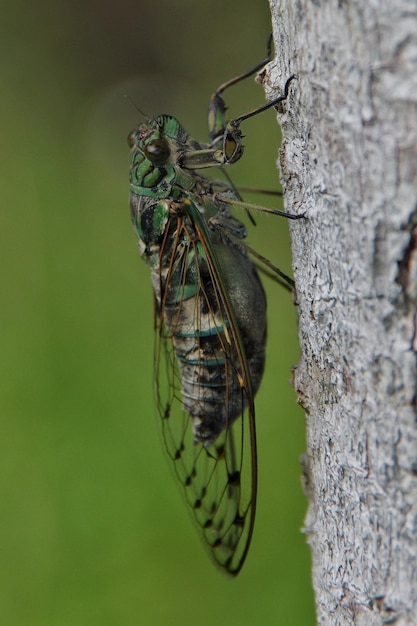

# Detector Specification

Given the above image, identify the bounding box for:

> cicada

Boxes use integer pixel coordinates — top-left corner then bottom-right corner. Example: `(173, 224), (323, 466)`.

(128, 45), (299, 575)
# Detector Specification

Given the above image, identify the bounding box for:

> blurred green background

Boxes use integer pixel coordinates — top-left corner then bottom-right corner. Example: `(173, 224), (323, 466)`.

(1, 1), (315, 624)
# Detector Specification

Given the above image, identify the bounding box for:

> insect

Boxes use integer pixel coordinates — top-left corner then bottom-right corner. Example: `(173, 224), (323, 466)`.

(128, 44), (300, 575)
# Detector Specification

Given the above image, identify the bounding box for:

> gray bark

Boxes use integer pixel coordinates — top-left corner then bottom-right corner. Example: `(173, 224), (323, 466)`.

(264, 1), (417, 624)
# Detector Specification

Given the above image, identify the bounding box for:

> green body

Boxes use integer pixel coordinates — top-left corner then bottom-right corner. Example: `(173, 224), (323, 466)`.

(128, 65), (294, 575)
(129, 115), (266, 444)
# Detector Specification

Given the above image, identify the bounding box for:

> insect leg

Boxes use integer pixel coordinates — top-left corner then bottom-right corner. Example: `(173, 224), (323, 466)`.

(208, 34), (273, 143)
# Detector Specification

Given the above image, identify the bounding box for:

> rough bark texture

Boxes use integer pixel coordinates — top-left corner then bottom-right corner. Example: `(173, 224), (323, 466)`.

(263, 1), (417, 624)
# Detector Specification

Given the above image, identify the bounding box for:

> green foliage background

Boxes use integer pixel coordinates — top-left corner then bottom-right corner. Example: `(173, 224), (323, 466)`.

(1, 1), (315, 624)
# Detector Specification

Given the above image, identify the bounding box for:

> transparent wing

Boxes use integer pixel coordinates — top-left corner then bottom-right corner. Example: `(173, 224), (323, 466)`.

(153, 211), (257, 576)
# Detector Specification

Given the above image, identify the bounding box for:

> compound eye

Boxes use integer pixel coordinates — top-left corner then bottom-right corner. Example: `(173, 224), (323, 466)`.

(127, 130), (136, 148)
(145, 137), (170, 164)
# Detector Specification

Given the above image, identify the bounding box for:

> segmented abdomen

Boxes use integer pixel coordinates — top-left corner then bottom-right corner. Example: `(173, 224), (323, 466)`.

(157, 242), (266, 446)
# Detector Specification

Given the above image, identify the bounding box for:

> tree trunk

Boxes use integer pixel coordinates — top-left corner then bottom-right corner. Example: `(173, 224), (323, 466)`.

(264, 1), (417, 624)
